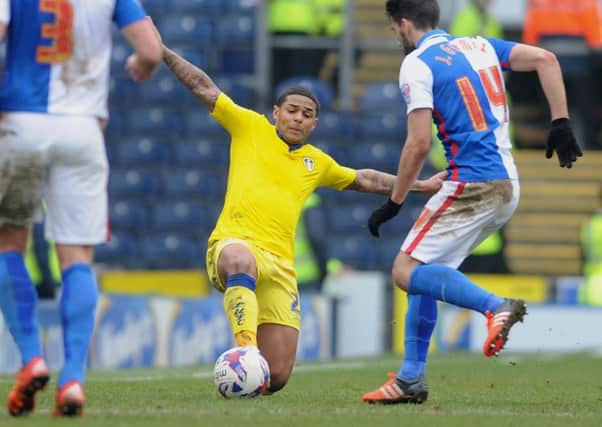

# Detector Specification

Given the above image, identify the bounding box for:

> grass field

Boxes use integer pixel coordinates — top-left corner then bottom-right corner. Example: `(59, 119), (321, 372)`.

(1, 352), (601, 426)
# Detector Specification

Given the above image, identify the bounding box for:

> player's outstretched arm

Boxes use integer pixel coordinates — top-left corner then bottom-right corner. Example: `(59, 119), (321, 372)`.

(509, 43), (582, 168)
(509, 44), (568, 121)
(145, 17), (220, 111)
(162, 47), (221, 111)
(346, 169), (446, 195)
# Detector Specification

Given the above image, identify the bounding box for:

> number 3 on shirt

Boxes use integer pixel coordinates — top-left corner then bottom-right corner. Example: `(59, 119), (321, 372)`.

(36, 0), (74, 64)
(456, 66), (508, 131)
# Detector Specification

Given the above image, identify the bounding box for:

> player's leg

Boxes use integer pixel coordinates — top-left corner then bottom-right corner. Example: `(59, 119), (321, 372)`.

(257, 323), (298, 393)
(362, 253), (434, 404)
(44, 115), (107, 416)
(364, 181), (525, 403)
(0, 226), (44, 366)
(253, 249), (300, 393)
(53, 244), (97, 416)
(397, 181), (526, 355)
(0, 115), (51, 415)
(1, 226), (50, 416)
(214, 241), (260, 347)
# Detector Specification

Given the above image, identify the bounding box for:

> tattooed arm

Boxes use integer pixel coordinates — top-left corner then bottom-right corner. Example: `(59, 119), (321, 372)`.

(345, 169), (446, 195)
(162, 47), (221, 111)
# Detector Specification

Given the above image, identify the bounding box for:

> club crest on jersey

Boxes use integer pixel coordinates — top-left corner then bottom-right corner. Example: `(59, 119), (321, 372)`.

(303, 157), (315, 172)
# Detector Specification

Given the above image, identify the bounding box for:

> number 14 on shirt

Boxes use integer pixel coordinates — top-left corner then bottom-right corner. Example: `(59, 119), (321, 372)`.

(456, 65), (508, 132)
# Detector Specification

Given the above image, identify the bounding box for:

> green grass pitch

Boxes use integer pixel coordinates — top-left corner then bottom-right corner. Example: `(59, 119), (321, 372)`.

(1, 352), (601, 426)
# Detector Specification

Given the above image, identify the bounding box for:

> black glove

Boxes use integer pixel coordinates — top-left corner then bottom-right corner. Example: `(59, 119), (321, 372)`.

(368, 198), (403, 238)
(545, 118), (582, 168)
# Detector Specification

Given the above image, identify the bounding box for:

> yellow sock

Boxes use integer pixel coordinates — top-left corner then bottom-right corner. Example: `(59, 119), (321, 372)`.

(224, 286), (258, 347)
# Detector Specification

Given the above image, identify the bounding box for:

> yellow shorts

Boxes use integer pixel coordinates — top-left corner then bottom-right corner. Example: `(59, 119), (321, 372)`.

(206, 238), (301, 330)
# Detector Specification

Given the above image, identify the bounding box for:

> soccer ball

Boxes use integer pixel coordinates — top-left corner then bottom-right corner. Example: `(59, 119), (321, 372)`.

(213, 346), (270, 398)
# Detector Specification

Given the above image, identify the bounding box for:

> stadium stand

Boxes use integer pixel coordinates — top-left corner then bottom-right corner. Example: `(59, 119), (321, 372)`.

(360, 82), (405, 112)
(108, 170), (162, 199)
(505, 151), (602, 275)
(350, 142), (402, 173)
(159, 16), (213, 45)
(101, 1), (602, 278)
(95, 231), (139, 268)
(327, 235), (378, 270)
(115, 138), (172, 168)
(109, 199), (150, 231)
(356, 112), (407, 140)
(173, 140), (229, 169)
(128, 107), (184, 135)
(170, 0), (223, 15)
(141, 233), (204, 269)
(151, 201), (211, 231)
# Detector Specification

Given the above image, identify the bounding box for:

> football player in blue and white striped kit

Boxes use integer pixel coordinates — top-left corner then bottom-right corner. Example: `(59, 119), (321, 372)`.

(0, 0), (161, 416)
(363, 0), (581, 404)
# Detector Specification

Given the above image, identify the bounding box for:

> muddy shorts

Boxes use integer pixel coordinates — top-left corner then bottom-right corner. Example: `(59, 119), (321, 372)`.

(0, 112), (108, 244)
(401, 179), (520, 268)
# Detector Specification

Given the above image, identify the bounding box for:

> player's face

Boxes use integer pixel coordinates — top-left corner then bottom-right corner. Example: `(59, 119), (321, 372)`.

(273, 95), (318, 145)
(391, 19), (415, 55)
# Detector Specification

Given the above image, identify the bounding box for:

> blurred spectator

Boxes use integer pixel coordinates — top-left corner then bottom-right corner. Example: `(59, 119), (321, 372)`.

(316, 0), (346, 91)
(449, 0), (502, 39)
(268, 0), (346, 93)
(294, 193), (345, 293)
(523, 0), (602, 150)
(268, 0), (321, 89)
(579, 209), (602, 305)
(25, 223), (60, 299)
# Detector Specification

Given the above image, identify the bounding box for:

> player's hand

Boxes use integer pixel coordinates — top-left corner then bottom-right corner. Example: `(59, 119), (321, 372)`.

(125, 53), (157, 82)
(418, 170), (448, 195)
(545, 118), (582, 168)
(368, 198), (403, 238)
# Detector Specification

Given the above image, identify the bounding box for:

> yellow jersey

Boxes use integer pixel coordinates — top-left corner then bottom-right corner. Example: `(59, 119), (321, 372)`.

(209, 93), (356, 262)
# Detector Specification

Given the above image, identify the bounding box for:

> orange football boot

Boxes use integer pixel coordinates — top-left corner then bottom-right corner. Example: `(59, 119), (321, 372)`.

(483, 298), (527, 357)
(7, 356), (50, 416)
(362, 372), (428, 404)
(53, 380), (85, 417)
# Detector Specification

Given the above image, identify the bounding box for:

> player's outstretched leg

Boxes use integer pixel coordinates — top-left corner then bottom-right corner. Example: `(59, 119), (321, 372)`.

(483, 298), (527, 357)
(362, 372), (428, 404)
(7, 357), (50, 416)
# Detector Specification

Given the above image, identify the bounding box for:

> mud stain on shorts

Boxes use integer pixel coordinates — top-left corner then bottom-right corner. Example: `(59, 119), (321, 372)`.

(0, 154), (48, 225)
(443, 180), (514, 223)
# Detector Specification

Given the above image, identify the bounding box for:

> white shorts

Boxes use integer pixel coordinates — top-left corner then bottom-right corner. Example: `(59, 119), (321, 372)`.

(402, 179), (520, 268)
(0, 112), (109, 245)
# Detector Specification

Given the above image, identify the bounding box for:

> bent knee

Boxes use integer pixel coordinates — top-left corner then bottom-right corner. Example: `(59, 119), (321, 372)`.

(392, 252), (421, 291)
(218, 245), (257, 277)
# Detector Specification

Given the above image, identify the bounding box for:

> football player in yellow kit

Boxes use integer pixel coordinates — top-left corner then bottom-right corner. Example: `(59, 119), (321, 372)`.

(151, 23), (446, 394)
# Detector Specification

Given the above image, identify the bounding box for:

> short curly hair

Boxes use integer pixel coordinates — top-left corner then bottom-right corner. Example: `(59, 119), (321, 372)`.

(276, 86), (320, 116)
(385, 0), (440, 30)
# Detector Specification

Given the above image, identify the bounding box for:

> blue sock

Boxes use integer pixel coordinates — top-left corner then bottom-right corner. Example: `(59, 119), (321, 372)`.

(398, 294), (437, 381)
(0, 251), (43, 365)
(409, 264), (504, 314)
(58, 263), (98, 388)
